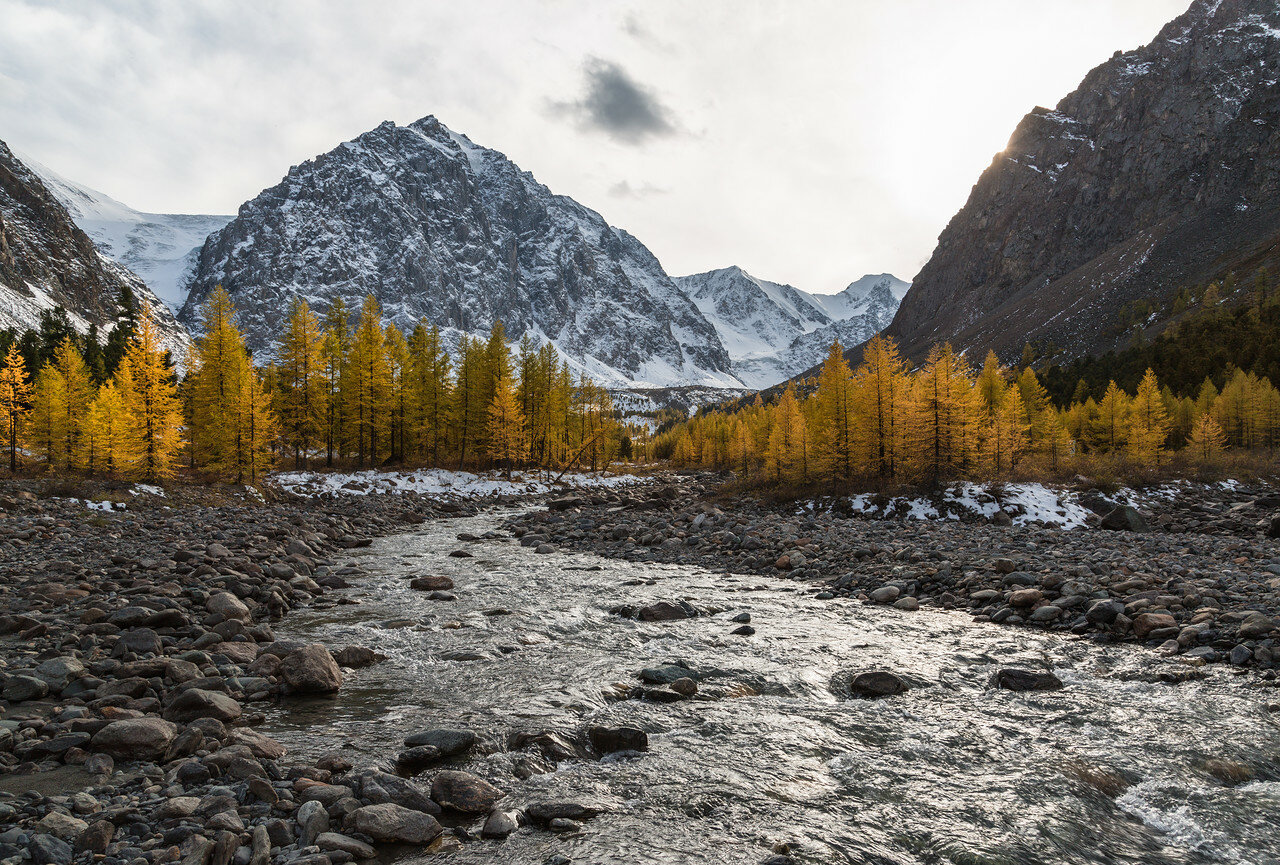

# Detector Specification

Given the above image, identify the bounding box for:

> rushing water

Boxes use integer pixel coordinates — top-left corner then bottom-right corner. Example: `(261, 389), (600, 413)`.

(266, 510), (1280, 865)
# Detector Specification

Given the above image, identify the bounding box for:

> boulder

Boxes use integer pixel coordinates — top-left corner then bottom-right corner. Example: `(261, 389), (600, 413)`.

(90, 718), (178, 760)
(333, 645), (384, 668)
(636, 601), (696, 622)
(403, 728), (476, 756)
(588, 725), (648, 754)
(1133, 612), (1178, 639)
(409, 575), (454, 591)
(279, 644), (343, 694)
(993, 668), (1063, 692)
(206, 592), (252, 622)
(346, 804), (442, 844)
(1100, 506), (1148, 532)
(849, 671), (910, 698)
(429, 770), (504, 815)
(163, 689), (242, 724)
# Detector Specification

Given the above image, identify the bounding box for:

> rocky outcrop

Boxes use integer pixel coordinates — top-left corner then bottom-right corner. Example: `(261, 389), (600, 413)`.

(886, 0), (1280, 362)
(181, 116), (736, 388)
(0, 140), (189, 355)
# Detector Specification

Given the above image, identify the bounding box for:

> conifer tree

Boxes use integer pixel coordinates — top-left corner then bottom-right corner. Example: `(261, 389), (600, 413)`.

(1187, 413), (1226, 463)
(119, 314), (183, 481)
(814, 341), (856, 482)
(190, 286), (244, 471)
(347, 295), (390, 466)
(0, 345), (32, 473)
(1092, 381), (1129, 454)
(85, 381), (127, 476)
(407, 322), (451, 464)
(487, 373), (528, 477)
(276, 299), (326, 468)
(1016, 366), (1051, 449)
(767, 385), (808, 483)
(908, 343), (976, 482)
(453, 336), (487, 467)
(1041, 409), (1076, 472)
(1127, 368), (1171, 466)
(28, 367), (66, 468)
(853, 334), (909, 478)
(384, 324), (409, 463)
(322, 298), (351, 466)
(53, 337), (93, 468)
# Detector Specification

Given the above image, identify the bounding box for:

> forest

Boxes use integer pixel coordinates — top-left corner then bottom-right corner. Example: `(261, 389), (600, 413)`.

(655, 333), (1272, 488)
(0, 287), (624, 483)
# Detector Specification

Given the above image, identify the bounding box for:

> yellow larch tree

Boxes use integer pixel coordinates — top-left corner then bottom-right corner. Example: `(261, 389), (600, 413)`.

(85, 380), (128, 477)
(487, 373), (528, 477)
(407, 321), (451, 465)
(347, 295), (390, 466)
(276, 298), (326, 468)
(190, 286), (245, 472)
(853, 334), (910, 479)
(53, 337), (93, 468)
(1127, 368), (1171, 467)
(0, 345), (32, 473)
(1187, 413), (1226, 464)
(28, 366), (66, 468)
(384, 323), (409, 463)
(1091, 381), (1129, 454)
(814, 341), (857, 483)
(767, 384), (808, 483)
(908, 343), (977, 482)
(119, 313), (183, 481)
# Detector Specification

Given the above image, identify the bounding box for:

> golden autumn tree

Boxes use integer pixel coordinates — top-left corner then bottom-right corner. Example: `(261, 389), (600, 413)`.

(908, 343), (977, 482)
(814, 341), (856, 482)
(347, 295), (390, 466)
(1091, 381), (1129, 454)
(487, 373), (528, 477)
(407, 321), (451, 465)
(28, 366), (66, 468)
(276, 298), (326, 468)
(119, 313), (183, 481)
(190, 286), (244, 471)
(232, 361), (279, 484)
(980, 382), (1029, 475)
(0, 345), (32, 473)
(1041, 408), (1076, 472)
(1127, 368), (1171, 467)
(384, 323), (409, 463)
(321, 297), (351, 466)
(1187, 412), (1226, 464)
(853, 334), (910, 479)
(767, 384), (808, 483)
(53, 337), (94, 468)
(85, 380), (128, 476)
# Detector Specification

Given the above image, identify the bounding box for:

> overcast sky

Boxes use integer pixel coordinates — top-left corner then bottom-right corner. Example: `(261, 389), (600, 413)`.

(1, 0), (1190, 294)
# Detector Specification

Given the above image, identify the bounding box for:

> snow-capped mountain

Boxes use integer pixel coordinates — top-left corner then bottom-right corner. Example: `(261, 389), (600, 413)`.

(0, 140), (190, 358)
(182, 116), (738, 388)
(23, 155), (231, 313)
(675, 267), (908, 388)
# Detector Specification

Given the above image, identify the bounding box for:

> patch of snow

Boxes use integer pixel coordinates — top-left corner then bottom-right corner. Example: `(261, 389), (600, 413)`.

(272, 468), (646, 499)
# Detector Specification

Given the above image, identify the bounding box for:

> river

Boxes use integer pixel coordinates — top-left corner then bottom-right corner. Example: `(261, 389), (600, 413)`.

(264, 508), (1280, 865)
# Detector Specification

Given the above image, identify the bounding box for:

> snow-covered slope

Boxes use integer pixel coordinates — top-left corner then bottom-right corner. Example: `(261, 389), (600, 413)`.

(22, 156), (231, 312)
(674, 268), (908, 388)
(182, 116), (738, 388)
(0, 140), (190, 359)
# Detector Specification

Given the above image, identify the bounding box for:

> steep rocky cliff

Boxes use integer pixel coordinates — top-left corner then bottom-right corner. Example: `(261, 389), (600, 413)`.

(886, 0), (1280, 362)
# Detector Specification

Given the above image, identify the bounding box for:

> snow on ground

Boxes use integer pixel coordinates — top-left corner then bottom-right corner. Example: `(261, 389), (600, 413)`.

(272, 468), (646, 499)
(833, 482), (1092, 529)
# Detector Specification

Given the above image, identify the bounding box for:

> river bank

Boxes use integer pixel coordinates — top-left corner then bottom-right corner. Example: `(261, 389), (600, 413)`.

(2, 470), (1278, 865)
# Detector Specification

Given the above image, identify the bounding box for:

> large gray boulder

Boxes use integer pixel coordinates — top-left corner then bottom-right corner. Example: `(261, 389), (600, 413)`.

(345, 804), (442, 844)
(90, 718), (178, 760)
(279, 644), (343, 694)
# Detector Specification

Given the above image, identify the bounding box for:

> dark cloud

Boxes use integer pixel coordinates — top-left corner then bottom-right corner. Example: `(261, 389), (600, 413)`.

(553, 58), (677, 145)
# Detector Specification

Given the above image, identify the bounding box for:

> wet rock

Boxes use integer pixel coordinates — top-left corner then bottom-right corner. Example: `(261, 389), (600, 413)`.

(481, 809), (520, 838)
(297, 800), (330, 846)
(588, 725), (648, 754)
(163, 688), (243, 723)
(346, 804), (442, 844)
(396, 745), (443, 775)
(357, 769), (441, 815)
(404, 728), (476, 756)
(1133, 612), (1177, 639)
(870, 586), (900, 604)
(280, 643), (343, 694)
(670, 677), (698, 696)
(731, 624), (756, 635)
(524, 802), (599, 825)
(410, 575), (455, 591)
(993, 668), (1063, 692)
(893, 596), (920, 611)
(90, 717), (178, 760)
(548, 817), (581, 833)
(849, 671), (910, 698)
(315, 833), (375, 859)
(430, 770), (504, 815)
(332, 645), (385, 668)
(637, 601), (696, 621)
(1, 673), (48, 702)
(1086, 599), (1124, 625)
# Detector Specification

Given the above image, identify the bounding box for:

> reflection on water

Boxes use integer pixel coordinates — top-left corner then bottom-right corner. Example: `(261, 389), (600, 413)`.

(266, 510), (1280, 865)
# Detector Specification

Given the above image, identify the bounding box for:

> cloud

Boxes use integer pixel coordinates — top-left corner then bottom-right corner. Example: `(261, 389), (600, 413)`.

(552, 58), (677, 145)
(608, 179), (669, 199)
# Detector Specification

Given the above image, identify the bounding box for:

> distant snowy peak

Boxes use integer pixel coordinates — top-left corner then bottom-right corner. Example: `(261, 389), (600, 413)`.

(812, 273), (911, 320)
(0, 140), (190, 358)
(182, 115), (736, 389)
(22, 155), (231, 312)
(675, 266), (908, 389)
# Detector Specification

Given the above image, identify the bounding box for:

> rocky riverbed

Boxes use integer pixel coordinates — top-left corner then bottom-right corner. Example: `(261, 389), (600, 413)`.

(505, 475), (1280, 674)
(3, 471), (1279, 865)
